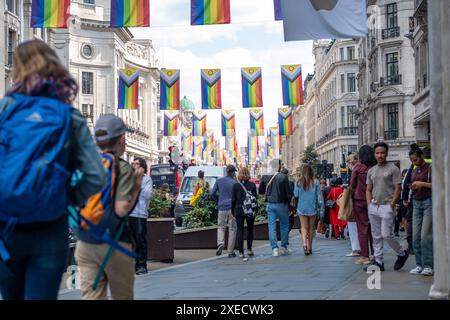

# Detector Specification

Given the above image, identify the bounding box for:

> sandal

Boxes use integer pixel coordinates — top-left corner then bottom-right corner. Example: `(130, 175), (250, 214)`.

(304, 245), (310, 256)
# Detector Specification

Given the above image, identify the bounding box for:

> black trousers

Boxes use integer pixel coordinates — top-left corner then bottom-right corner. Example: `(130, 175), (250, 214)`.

(235, 208), (255, 254)
(405, 203), (414, 248)
(129, 216), (148, 269)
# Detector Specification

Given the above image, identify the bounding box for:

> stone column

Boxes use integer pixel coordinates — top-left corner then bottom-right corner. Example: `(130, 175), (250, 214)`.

(428, 0), (450, 300)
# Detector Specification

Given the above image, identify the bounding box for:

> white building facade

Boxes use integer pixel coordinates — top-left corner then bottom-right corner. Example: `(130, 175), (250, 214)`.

(313, 39), (360, 171)
(1, 0), (162, 164)
(358, 0), (416, 170)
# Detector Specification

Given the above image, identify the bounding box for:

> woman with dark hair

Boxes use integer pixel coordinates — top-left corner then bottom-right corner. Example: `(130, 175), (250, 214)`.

(408, 144), (433, 276)
(350, 145), (376, 265)
(0, 40), (105, 299)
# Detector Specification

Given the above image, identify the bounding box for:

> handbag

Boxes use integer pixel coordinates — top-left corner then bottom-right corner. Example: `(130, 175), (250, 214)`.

(325, 188), (337, 209)
(337, 187), (353, 221)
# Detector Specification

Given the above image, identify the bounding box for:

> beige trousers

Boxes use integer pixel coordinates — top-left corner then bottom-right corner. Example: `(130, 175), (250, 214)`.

(75, 241), (135, 300)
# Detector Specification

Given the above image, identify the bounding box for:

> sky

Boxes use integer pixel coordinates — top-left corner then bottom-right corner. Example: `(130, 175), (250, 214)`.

(132, 0), (315, 151)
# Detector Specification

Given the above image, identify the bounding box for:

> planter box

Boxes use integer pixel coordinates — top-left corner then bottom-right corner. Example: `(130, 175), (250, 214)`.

(174, 221), (279, 249)
(147, 218), (174, 262)
(174, 225), (218, 249)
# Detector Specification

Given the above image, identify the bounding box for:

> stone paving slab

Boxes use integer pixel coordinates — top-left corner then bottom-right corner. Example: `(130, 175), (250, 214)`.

(59, 233), (433, 300)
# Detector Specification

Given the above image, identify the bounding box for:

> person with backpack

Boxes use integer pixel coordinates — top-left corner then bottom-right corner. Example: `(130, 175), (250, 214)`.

(212, 165), (238, 258)
(232, 167), (258, 259)
(74, 114), (145, 300)
(265, 165), (293, 257)
(408, 144), (433, 276)
(291, 164), (324, 255)
(129, 157), (153, 276)
(0, 40), (106, 300)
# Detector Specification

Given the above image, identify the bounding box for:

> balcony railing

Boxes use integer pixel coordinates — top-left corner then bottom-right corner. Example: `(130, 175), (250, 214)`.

(384, 129), (399, 141)
(339, 127), (358, 136)
(382, 26), (400, 39)
(381, 74), (402, 86)
(316, 129), (336, 147)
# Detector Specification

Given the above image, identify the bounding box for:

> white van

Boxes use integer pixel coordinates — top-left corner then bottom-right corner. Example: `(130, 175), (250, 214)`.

(174, 166), (225, 226)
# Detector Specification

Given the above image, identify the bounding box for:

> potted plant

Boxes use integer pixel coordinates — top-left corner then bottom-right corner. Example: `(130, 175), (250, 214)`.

(147, 188), (175, 262)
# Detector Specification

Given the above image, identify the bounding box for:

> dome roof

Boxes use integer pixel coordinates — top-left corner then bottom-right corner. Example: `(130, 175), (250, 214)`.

(180, 96), (195, 110)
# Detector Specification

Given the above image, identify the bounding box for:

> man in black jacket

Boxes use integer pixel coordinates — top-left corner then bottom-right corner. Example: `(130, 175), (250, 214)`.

(265, 167), (293, 256)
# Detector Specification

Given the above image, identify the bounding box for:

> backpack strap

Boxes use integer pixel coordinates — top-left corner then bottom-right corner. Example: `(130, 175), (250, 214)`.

(239, 182), (249, 194)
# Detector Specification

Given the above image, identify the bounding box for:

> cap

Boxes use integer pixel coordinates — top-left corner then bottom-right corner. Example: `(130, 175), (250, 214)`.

(226, 165), (237, 174)
(94, 114), (126, 142)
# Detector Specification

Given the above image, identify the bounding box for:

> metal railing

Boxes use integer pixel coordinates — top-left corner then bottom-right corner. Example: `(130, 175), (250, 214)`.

(381, 74), (402, 86)
(339, 127), (358, 136)
(382, 26), (400, 39)
(384, 129), (399, 141)
(316, 129), (336, 147)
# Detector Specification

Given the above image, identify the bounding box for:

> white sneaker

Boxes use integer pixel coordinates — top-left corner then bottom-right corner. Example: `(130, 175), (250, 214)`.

(422, 267), (434, 276)
(272, 248), (280, 257)
(281, 247), (291, 255)
(410, 266), (423, 275)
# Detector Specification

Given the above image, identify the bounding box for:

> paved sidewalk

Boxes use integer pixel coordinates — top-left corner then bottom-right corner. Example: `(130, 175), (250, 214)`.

(59, 232), (433, 300)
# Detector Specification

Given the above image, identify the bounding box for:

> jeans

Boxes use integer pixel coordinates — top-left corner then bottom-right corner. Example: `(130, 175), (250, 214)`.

(0, 216), (68, 300)
(129, 217), (148, 270)
(368, 203), (404, 263)
(235, 208), (255, 254)
(412, 198), (433, 269)
(267, 203), (289, 249)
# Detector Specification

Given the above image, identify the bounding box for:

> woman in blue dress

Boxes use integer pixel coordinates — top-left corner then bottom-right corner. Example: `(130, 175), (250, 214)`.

(291, 164), (325, 255)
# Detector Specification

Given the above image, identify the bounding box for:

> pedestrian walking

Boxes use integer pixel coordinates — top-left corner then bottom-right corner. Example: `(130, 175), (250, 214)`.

(365, 142), (409, 272)
(0, 40), (106, 300)
(350, 145), (376, 265)
(265, 166), (293, 256)
(327, 178), (347, 240)
(75, 114), (144, 300)
(345, 154), (361, 257)
(320, 179), (332, 237)
(129, 157), (153, 275)
(402, 165), (415, 255)
(408, 144), (433, 276)
(212, 165), (238, 257)
(291, 164), (324, 255)
(190, 170), (206, 206)
(232, 168), (257, 259)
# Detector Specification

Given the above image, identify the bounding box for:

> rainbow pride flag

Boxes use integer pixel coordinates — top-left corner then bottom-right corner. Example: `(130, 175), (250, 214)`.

(181, 128), (193, 155)
(193, 136), (205, 159)
(191, 0), (230, 25)
(205, 130), (215, 152)
(192, 111), (207, 136)
(249, 109), (264, 136)
(160, 69), (180, 110)
(281, 64), (304, 106)
(111, 0), (150, 27)
(31, 0), (70, 28)
(163, 111), (179, 137)
(118, 68), (139, 110)
(278, 107), (293, 136)
(242, 67), (263, 108)
(248, 132), (259, 163)
(270, 127), (280, 152)
(225, 136), (237, 159)
(221, 110), (235, 136)
(201, 69), (222, 109)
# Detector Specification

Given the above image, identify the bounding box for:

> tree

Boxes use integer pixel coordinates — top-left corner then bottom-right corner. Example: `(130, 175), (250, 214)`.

(301, 145), (320, 175)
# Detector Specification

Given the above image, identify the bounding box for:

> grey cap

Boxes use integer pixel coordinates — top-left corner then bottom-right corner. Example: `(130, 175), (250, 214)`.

(94, 114), (126, 142)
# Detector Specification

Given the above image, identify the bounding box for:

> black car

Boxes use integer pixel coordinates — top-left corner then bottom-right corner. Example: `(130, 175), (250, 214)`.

(150, 164), (178, 195)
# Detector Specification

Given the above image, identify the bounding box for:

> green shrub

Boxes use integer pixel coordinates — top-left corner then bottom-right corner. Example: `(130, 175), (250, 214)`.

(255, 196), (268, 222)
(148, 188), (172, 218)
(182, 189), (217, 229)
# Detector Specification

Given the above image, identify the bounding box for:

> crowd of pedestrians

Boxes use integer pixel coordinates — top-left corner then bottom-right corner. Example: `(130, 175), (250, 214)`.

(0, 40), (435, 301)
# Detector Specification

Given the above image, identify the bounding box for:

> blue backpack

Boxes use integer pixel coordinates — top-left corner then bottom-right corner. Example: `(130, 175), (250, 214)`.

(0, 93), (72, 261)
